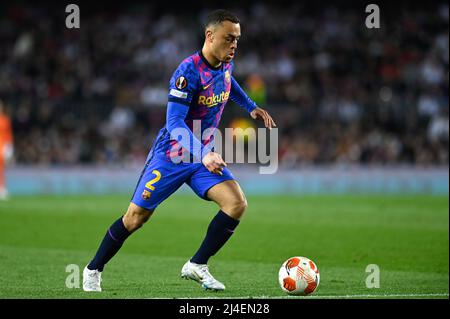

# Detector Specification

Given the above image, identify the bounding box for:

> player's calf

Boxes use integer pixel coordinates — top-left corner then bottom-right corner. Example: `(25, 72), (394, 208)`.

(84, 203), (154, 287)
(188, 180), (245, 267)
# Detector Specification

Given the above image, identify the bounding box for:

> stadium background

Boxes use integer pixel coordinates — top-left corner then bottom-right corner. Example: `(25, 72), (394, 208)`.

(1, 0), (448, 195)
(0, 0), (448, 299)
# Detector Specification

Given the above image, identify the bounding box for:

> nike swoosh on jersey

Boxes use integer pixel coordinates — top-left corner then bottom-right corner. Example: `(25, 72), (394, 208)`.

(202, 83), (213, 90)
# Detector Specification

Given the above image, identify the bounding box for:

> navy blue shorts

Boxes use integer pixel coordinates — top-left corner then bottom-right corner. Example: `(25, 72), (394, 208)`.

(131, 154), (234, 210)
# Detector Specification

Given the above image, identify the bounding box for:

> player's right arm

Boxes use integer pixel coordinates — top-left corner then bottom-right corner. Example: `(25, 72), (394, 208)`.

(166, 61), (226, 175)
(166, 102), (226, 174)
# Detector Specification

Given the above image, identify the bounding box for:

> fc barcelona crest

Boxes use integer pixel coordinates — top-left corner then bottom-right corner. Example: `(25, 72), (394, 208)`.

(224, 70), (230, 83)
(142, 189), (151, 200)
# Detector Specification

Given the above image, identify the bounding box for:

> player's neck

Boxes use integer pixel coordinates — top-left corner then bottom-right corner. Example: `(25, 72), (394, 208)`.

(201, 47), (222, 69)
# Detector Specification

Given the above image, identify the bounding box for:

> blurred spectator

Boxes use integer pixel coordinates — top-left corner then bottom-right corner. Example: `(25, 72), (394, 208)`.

(245, 74), (267, 106)
(0, 100), (14, 199)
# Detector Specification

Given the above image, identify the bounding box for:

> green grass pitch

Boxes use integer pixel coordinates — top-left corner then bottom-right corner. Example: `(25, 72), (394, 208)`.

(0, 194), (448, 299)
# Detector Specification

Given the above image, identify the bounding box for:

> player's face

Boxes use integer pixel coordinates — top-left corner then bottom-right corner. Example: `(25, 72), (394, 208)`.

(211, 21), (241, 63)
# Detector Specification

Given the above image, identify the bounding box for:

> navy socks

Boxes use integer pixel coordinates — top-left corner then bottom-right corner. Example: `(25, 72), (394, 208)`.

(191, 210), (240, 264)
(88, 210), (239, 271)
(87, 216), (131, 272)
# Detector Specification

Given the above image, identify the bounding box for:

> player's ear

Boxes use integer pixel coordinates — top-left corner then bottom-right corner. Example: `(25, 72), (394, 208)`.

(205, 28), (214, 43)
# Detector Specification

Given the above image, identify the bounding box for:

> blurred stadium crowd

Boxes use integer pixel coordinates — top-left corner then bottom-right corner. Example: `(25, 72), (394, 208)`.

(0, 1), (448, 167)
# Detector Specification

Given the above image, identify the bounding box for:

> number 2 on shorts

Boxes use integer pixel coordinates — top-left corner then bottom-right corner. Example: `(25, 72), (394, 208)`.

(145, 170), (161, 191)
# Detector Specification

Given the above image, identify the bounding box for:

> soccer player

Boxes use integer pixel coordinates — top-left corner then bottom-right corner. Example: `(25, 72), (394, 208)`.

(83, 9), (276, 292)
(0, 100), (13, 201)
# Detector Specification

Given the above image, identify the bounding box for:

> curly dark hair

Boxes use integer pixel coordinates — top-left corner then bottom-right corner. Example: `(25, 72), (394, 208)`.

(204, 9), (240, 30)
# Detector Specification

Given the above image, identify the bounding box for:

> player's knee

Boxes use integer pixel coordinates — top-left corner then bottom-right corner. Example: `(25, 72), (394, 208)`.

(238, 198), (248, 216)
(223, 197), (247, 220)
(124, 204), (154, 232)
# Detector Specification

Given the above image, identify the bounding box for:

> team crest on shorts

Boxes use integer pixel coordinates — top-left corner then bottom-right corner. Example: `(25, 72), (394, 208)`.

(142, 189), (151, 200)
(175, 76), (187, 90)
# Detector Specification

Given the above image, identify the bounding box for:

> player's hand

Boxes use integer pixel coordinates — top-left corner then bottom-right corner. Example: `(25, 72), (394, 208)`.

(250, 107), (277, 130)
(202, 152), (227, 175)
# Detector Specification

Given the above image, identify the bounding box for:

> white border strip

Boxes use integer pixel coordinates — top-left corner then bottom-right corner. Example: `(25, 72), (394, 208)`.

(156, 293), (449, 299)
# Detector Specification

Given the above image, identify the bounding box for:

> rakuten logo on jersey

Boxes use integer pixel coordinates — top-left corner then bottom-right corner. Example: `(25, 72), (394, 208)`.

(198, 91), (230, 108)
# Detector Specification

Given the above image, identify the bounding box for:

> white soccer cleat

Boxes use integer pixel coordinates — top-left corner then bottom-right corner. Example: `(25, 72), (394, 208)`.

(181, 260), (225, 291)
(83, 266), (102, 292)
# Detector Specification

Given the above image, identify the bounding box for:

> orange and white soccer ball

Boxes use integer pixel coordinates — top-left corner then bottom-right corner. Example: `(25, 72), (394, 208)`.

(278, 256), (320, 296)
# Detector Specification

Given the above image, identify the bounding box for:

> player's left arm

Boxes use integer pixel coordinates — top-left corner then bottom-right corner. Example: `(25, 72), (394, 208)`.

(230, 76), (276, 129)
